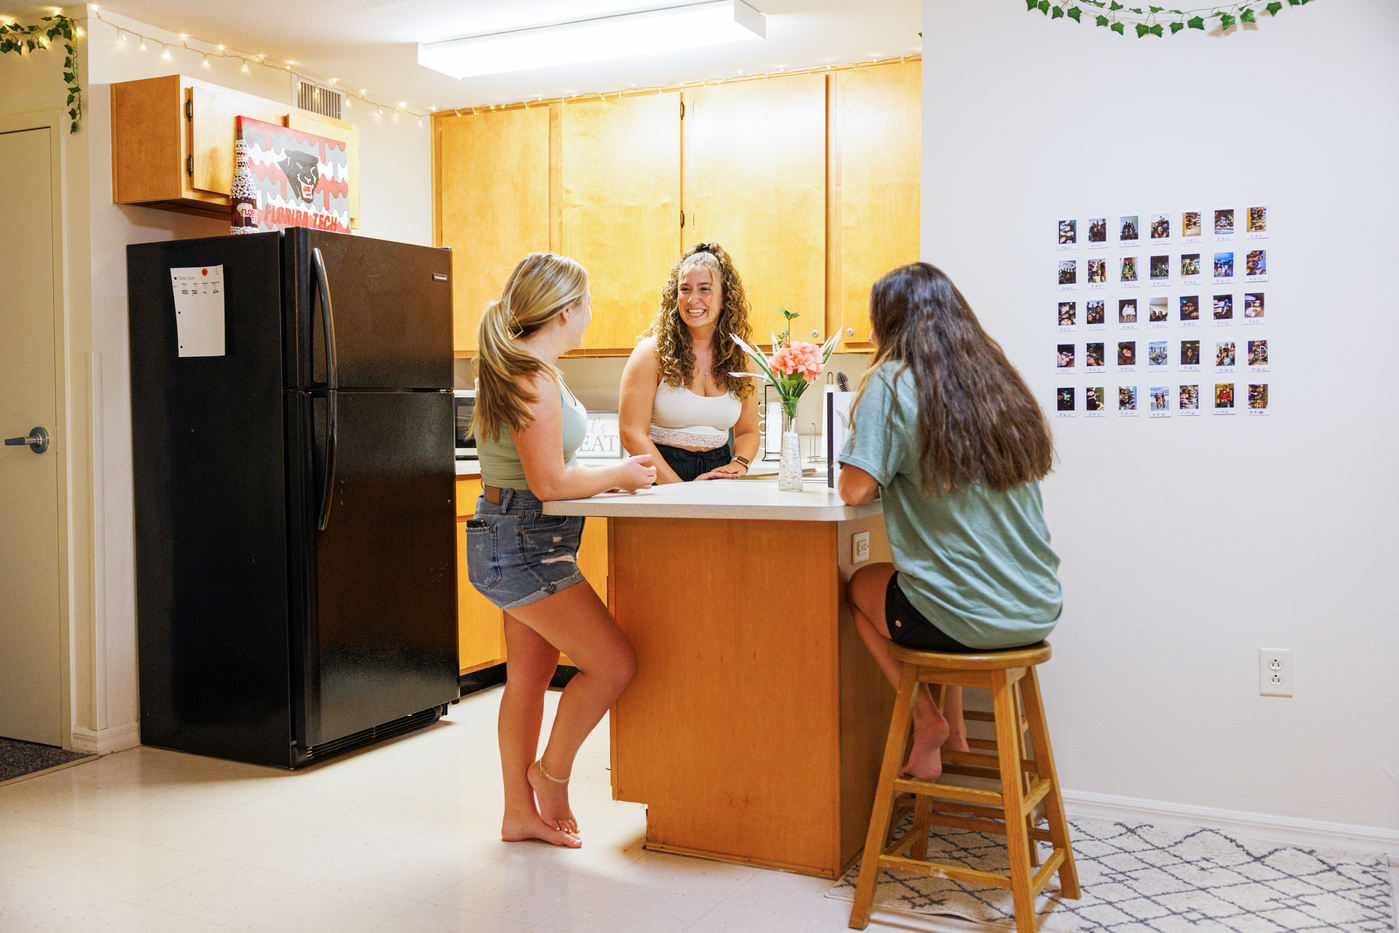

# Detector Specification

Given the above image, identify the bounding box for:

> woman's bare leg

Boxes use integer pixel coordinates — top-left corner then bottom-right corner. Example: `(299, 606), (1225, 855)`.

(498, 612), (579, 847)
(848, 563), (961, 780)
(505, 581), (636, 837)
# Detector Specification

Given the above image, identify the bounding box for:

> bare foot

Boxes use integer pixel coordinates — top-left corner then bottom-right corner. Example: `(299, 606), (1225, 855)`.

(529, 760), (579, 835)
(902, 715), (950, 780)
(501, 810), (581, 848)
(943, 726), (971, 755)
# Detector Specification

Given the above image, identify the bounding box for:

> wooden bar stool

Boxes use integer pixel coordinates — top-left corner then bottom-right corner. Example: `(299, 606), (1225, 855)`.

(848, 641), (1080, 933)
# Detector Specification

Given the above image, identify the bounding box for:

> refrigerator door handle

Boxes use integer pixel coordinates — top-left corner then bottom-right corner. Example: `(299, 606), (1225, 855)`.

(311, 247), (338, 531)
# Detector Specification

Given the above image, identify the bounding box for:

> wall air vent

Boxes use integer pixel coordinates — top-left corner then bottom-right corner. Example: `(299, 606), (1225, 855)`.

(292, 74), (344, 120)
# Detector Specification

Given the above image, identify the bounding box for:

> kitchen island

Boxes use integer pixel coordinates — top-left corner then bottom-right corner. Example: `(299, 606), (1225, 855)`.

(546, 480), (895, 878)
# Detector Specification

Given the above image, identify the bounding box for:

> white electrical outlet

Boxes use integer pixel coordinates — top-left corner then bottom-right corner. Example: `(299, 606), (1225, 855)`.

(1259, 648), (1292, 697)
(851, 530), (871, 564)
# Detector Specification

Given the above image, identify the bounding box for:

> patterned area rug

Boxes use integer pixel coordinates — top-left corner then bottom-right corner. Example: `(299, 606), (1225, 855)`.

(827, 816), (1394, 932)
(0, 738), (93, 784)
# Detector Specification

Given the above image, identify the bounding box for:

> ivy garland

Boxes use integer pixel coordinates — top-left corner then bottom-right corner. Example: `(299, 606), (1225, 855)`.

(1026, 0), (1313, 36)
(0, 14), (81, 132)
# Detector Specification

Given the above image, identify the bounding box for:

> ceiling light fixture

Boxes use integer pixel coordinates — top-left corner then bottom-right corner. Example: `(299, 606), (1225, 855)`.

(418, 0), (765, 79)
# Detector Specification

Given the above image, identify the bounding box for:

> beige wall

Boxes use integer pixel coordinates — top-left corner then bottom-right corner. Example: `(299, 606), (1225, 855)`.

(923, 0), (1399, 844)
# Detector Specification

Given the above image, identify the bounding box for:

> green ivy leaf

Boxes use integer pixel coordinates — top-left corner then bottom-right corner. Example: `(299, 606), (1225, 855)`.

(63, 72), (74, 82)
(1128, 6), (1143, 12)
(1051, 5), (1064, 17)
(1149, 4), (1163, 10)
(1169, 20), (1184, 32)
(1266, 2), (1282, 12)
(1109, 1), (1122, 9)
(1096, 14), (1110, 24)
(1220, 11), (1236, 27)
(1188, 15), (1205, 27)
(1110, 20), (1125, 32)
(1027, 0), (1039, 10)
(1135, 22), (1149, 35)
(1240, 7), (1256, 21)
(1149, 22), (1164, 34)
(1038, 0), (1050, 12)
(1067, 6), (1082, 20)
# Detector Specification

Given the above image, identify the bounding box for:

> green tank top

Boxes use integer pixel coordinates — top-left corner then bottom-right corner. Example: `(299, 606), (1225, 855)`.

(476, 380), (589, 491)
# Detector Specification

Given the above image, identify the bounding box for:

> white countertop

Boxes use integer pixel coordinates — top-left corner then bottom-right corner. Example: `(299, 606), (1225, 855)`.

(543, 477), (882, 521)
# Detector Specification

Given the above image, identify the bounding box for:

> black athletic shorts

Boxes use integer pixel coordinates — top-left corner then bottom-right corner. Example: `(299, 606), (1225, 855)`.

(884, 573), (981, 653)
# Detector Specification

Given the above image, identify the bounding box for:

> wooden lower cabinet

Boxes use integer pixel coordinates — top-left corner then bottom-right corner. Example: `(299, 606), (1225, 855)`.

(455, 476), (606, 674)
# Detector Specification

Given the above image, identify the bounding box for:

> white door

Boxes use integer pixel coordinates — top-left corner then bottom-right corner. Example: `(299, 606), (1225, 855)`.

(0, 126), (63, 747)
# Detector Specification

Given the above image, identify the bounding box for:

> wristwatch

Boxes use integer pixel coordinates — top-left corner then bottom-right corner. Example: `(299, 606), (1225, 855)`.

(732, 454), (751, 467)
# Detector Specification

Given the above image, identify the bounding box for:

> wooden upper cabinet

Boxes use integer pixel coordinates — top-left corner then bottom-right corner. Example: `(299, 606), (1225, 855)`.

(683, 74), (828, 345)
(438, 108), (551, 355)
(561, 94), (681, 352)
(835, 61), (921, 348)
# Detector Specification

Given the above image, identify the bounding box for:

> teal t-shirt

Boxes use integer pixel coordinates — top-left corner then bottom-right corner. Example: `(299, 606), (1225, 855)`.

(839, 364), (1061, 649)
(476, 380), (588, 491)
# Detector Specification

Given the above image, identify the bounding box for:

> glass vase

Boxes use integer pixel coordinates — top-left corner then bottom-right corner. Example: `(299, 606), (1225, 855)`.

(777, 405), (803, 491)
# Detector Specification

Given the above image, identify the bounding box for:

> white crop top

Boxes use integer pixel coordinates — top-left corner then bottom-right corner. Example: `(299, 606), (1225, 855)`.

(649, 382), (741, 449)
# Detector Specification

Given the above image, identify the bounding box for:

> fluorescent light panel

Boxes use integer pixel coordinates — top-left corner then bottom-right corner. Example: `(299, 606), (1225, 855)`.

(418, 1), (765, 79)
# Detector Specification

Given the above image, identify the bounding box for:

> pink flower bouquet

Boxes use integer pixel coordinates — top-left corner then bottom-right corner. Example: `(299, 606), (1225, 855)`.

(730, 308), (838, 420)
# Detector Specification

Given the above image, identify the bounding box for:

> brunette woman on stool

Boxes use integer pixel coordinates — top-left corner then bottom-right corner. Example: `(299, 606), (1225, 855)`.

(838, 263), (1062, 781)
(468, 253), (657, 847)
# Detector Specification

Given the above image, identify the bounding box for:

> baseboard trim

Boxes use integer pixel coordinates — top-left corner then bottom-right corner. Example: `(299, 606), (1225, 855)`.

(70, 721), (140, 756)
(1062, 789), (1399, 864)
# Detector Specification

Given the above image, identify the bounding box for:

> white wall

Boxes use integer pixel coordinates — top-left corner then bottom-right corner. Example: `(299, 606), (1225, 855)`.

(922, 0), (1398, 836)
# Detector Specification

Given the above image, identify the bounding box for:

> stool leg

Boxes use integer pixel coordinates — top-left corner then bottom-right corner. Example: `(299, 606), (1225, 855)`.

(850, 661), (919, 929)
(1019, 666), (1080, 900)
(1014, 681), (1041, 869)
(993, 670), (1037, 933)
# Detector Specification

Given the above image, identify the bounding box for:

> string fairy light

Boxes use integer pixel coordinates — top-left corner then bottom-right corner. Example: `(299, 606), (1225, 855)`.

(87, 7), (428, 126)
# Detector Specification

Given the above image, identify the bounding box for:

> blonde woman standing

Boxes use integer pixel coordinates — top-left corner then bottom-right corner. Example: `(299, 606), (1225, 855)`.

(619, 243), (761, 483)
(468, 252), (656, 848)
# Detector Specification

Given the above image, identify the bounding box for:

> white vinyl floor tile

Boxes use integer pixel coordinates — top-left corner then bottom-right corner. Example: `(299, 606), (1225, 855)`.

(7, 683), (1378, 933)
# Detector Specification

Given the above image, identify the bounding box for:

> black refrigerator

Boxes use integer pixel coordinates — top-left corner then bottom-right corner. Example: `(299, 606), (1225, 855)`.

(127, 228), (459, 768)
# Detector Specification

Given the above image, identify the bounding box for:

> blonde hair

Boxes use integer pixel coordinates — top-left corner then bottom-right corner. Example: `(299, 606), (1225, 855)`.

(471, 252), (588, 441)
(645, 242), (755, 400)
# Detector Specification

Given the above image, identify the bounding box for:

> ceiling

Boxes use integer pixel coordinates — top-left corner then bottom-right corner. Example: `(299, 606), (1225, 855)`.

(30, 1), (920, 112)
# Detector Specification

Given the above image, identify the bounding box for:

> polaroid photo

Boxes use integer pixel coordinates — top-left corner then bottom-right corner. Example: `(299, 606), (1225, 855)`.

(1084, 386), (1107, 417)
(1180, 339), (1201, 371)
(1117, 340), (1137, 371)
(1179, 294), (1201, 327)
(1148, 296), (1169, 327)
(1212, 251), (1235, 283)
(1244, 248), (1267, 282)
(1213, 207), (1236, 239)
(1085, 299), (1107, 330)
(1118, 298), (1138, 329)
(1118, 384), (1139, 416)
(1180, 252), (1202, 284)
(1149, 212), (1171, 245)
(1178, 384), (1201, 416)
(1057, 258), (1078, 290)
(1212, 293), (1234, 324)
(1086, 257), (1108, 289)
(1248, 338), (1269, 372)
(1119, 255), (1140, 288)
(1246, 205), (1268, 239)
(1181, 210), (1203, 243)
(1214, 340), (1237, 372)
(1149, 385), (1171, 417)
(1056, 343), (1076, 372)
(1148, 340), (1168, 369)
(1058, 218), (1078, 249)
(1243, 291), (1265, 325)
(1118, 214), (1140, 247)
(1056, 386), (1076, 417)
(1149, 254), (1171, 286)
(1057, 300), (1077, 331)
(1213, 382), (1236, 414)
(1087, 216), (1109, 249)
(1085, 341), (1106, 371)
(1247, 382), (1270, 415)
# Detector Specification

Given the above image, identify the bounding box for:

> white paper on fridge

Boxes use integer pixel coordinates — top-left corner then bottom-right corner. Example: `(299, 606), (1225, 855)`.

(170, 265), (226, 357)
(824, 388), (855, 488)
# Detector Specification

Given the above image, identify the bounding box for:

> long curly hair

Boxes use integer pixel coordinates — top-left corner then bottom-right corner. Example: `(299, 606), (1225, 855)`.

(644, 242), (755, 400)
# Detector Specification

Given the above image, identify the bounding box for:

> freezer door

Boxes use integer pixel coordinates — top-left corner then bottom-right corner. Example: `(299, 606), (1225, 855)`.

(284, 228), (453, 391)
(289, 388), (458, 748)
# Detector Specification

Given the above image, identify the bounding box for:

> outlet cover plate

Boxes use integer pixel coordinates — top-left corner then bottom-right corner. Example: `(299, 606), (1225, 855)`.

(852, 530), (871, 564)
(1259, 648), (1292, 697)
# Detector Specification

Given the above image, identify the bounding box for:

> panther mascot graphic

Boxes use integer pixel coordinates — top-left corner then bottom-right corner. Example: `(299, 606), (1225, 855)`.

(282, 151), (321, 204)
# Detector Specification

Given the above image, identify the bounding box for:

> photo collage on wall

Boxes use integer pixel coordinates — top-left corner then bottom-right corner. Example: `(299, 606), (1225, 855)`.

(1054, 205), (1270, 419)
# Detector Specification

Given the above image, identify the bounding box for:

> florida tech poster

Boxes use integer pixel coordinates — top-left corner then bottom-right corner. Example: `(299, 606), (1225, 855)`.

(236, 116), (351, 234)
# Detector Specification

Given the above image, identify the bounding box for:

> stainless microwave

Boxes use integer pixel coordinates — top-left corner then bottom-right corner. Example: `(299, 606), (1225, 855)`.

(454, 389), (476, 460)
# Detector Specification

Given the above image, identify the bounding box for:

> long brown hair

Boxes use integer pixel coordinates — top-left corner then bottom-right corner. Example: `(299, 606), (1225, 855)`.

(471, 252), (588, 442)
(644, 242), (755, 400)
(851, 262), (1053, 494)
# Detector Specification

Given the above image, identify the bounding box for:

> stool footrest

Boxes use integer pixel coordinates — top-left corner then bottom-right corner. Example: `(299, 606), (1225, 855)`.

(1021, 776), (1051, 817)
(893, 776), (1002, 807)
(877, 853), (1014, 890)
(916, 809), (1055, 842)
(1032, 849), (1068, 896)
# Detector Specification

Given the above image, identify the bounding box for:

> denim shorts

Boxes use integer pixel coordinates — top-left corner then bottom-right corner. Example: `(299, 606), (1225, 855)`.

(465, 487), (587, 610)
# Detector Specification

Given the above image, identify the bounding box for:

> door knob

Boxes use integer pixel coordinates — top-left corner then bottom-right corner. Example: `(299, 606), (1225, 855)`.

(4, 427), (50, 454)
